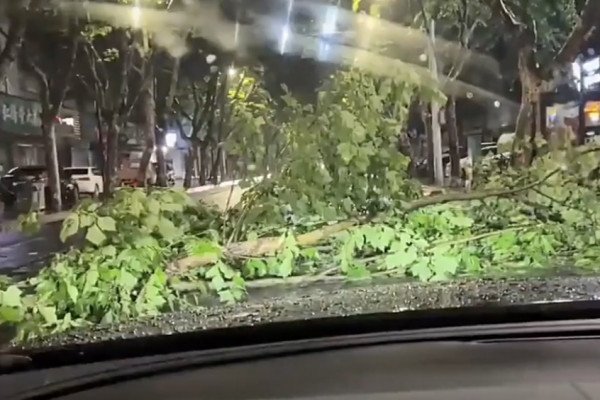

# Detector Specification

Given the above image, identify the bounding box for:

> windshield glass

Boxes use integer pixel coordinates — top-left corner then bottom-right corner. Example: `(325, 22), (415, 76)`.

(63, 168), (89, 176)
(7, 166), (46, 177)
(0, 0), (599, 349)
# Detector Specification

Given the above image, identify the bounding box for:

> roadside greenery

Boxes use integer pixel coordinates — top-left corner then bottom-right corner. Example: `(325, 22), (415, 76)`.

(2, 69), (600, 342)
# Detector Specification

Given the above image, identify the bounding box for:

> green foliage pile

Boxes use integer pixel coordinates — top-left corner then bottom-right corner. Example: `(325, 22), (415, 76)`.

(0, 189), (223, 340)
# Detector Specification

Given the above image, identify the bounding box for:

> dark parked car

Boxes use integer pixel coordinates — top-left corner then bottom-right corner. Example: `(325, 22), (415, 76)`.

(0, 165), (79, 212)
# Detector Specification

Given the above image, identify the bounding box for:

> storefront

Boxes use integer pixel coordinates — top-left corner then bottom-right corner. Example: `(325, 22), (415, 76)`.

(0, 92), (88, 173)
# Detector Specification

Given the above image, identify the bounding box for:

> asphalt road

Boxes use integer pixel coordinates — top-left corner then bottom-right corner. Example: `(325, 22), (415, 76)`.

(0, 222), (66, 278)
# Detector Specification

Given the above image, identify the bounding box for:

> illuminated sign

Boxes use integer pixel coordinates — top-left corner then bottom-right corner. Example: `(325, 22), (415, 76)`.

(0, 94), (42, 135)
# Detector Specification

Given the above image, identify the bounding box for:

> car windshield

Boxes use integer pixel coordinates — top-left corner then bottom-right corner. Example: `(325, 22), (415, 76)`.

(7, 166), (45, 177)
(63, 168), (89, 176)
(1, 0), (600, 352)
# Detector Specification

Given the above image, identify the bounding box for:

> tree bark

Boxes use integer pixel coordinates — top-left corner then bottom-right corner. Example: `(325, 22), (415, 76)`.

(154, 55), (180, 187)
(210, 71), (229, 185)
(445, 96), (460, 185)
(137, 75), (155, 185)
(421, 104), (434, 183)
(198, 141), (208, 186)
(183, 144), (195, 189)
(103, 115), (119, 195)
(41, 116), (62, 212)
(512, 46), (537, 165)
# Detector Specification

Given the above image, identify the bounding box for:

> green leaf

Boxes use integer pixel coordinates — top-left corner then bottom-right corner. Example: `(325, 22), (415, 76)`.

(118, 271), (138, 291)
(244, 259), (268, 278)
(85, 224), (106, 246)
(205, 265), (221, 279)
(79, 213), (95, 228)
(346, 264), (371, 280)
(0, 305), (23, 322)
(1, 286), (22, 307)
(384, 247), (417, 270)
(60, 214), (80, 242)
(210, 275), (227, 291)
(410, 259), (432, 281)
(147, 198), (161, 215)
(430, 255), (459, 278)
(187, 240), (222, 258)
(161, 202), (184, 213)
(277, 251), (295, 278)
(38, 306), (57, 325)
(97, 216), (117, 232)
(218, 290), (236, 304)
(82, 268), (99, 295)
(65, 281), (79, 303)
(100, 245), (117, 258)
(218, 263), (236, 280)
(157, 217), (180, 241)
(337, 143), (355, 163)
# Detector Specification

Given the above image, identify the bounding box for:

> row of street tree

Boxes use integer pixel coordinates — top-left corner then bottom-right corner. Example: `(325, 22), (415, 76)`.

(0, 0), (598, 211)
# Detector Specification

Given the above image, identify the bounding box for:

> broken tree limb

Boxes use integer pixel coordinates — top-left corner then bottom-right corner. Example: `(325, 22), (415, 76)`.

(168, 147), (600, 276)
(404, 167), (562, 212)
(167, 220), (358, 274)
(167, 170), (554, 275)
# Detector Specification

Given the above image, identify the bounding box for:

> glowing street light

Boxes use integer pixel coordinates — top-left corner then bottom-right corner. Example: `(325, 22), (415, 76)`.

(228, 66), (237, 77)
(165, 132), (177, 148)
(131, 4), (141, 28)
(494, 100), (501, 108)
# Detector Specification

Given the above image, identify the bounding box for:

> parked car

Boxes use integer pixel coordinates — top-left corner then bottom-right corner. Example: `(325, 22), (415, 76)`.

(0, 165), (79, 211)
(63, 166), (103, 197)
(445, 144), (500, 179)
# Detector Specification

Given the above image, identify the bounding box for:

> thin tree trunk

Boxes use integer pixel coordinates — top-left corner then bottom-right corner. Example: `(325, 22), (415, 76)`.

(103, 115), (119, 195)
(41, 116), (61, 212)
(199, 141), (208, 186)
(183, 145), (195, 189)
(422, 104), (434, 183)
(155, 56), (180, 187)
(512, 46), (537, 166)
(210, 70), (228, 185)
(155, 143), (167, 186)
(446, 96), (460, 185)
(137, 74), (155, 186)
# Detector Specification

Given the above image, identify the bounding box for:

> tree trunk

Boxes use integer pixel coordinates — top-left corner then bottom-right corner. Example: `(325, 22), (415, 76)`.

(422, 104), (434, 183)
(41, 116), (62, 212)
(209, 71), (228, 185)
(103, 115), (119, 196)
(155, 144), (167, 186)
(155, 55), (180, 187)
(210, 147), (222, 185)
(198, 141), (208, 186)
(512, 46), (537, 166)
(183, 144), (195, 189)
(137, 79), (155, 185)
(445, 96), (460, 185)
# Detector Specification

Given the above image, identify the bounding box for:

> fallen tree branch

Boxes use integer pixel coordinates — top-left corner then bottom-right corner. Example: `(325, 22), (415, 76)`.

(168, 220), (358, 274)
(168, 147), (600, 276)
(403, 167), (562, 212)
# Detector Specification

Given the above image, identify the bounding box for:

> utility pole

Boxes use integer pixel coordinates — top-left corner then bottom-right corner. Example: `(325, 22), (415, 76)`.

(427, 19), (444, 186)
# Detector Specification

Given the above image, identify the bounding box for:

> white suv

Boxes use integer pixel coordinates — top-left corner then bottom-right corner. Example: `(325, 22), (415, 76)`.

(63, 167), (103, 197)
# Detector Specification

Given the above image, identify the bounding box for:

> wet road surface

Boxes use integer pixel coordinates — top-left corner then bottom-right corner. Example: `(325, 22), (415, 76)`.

(0, 222), (67, 277)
